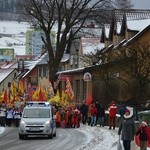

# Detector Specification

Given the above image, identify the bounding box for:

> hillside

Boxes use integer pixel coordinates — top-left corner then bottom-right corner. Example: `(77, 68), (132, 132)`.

(0, 20), (31, 55)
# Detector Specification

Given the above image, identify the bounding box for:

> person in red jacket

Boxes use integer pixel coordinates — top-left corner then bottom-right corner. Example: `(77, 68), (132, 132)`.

(90, 103), (98, 126)
(136, 120), (150, 150)
(72, 106), (81, 128)
(108, 101), (117, 130)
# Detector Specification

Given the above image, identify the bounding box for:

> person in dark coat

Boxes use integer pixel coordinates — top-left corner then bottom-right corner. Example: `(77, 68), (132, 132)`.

(80, 101), (88, 124)
(119, 103), (126, 117)
(97, 105), (105, 127)
(118, 109), (136, 150)
(95, 101), (100, 124)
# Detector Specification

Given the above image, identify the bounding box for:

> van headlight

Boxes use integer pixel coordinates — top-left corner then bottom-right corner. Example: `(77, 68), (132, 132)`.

(45, 120), (50, 125)
(20, 120), (26, 125)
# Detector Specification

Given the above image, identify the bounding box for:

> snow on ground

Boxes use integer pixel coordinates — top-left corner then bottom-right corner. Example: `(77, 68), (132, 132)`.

(0, 127), (5, 134)
(78, 124), (119, 150)
(0, 125), (150, 150)
(78, 124), (150, 150)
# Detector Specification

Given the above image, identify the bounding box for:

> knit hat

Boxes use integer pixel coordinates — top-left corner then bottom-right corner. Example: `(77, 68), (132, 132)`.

(125, 109), (130, 114)
(111, 101), (115, 105)
(142, 120), (148, 126)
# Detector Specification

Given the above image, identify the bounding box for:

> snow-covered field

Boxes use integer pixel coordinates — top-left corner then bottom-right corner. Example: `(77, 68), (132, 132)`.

(0, 20), (31, 55)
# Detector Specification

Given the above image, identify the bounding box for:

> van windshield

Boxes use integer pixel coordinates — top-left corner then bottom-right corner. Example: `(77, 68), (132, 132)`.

(23, 108), (50, 118)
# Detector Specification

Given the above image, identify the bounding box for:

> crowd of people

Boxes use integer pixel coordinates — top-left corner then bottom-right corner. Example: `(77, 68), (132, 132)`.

(0, 101), (23, 127)
(0, 99), (150, 150)
(53, 100), (106, 129)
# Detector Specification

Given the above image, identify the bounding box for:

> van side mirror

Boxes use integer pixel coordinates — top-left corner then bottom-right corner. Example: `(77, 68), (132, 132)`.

(53, 115), (56, 120)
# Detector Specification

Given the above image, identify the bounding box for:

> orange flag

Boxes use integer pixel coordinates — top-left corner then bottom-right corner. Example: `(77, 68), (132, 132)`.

(65, 78), (74, 100)
(47, 80), (54, 98)
(86, 93), (93, 106)
(19, 80), (24, 94)
(39, 88), (44, 101)
(11, 81), (17, 96)
(3, 89), (8, 105)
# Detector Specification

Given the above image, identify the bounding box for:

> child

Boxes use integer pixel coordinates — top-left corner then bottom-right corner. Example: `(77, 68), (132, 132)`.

(136, 120), (150, 150)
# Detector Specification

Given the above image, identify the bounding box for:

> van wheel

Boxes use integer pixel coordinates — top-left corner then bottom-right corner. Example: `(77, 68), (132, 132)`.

(48, 133), (53, 139)
(53, 131), (56, 137)
(19, 134), (24, 139)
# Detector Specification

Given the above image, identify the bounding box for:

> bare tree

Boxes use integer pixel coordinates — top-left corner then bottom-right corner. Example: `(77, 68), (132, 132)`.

(118, 42), (150, 107)
(23, 0), (112, 86)
(114, 0), (134, 9)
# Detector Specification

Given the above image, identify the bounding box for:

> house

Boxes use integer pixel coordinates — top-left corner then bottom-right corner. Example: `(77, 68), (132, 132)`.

(0, 61), (18, 93)
(57, 9), (150, 107)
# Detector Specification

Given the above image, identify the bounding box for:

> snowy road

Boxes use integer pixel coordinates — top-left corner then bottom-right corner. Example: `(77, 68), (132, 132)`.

(0, 127), (87, 150)
(0, 125), (148, 150)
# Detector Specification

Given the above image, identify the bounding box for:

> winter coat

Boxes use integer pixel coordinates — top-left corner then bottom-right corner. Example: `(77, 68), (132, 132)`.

(13, 110), (22, 119)
(6, 109), (14, 119)
(98, 106), (105, 117)
(56, 111), (61, 123)
(119, 104), (126, 117)
(136, 126), (149, 141)
(90, 106), (98, 116)
(80, 104), (88, 115)
(109, 104), (117, 118)
(118, 116), (136, 141)
(0, 107), (6, 117)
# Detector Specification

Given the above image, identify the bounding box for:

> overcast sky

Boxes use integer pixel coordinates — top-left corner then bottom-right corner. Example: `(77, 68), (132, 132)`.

(132, 0), (150, 9)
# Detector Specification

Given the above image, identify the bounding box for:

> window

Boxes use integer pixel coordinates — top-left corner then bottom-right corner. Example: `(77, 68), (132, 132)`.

(30, 77), (37, 84)
(23, 109), (50, 118)
(43, 67), (46, 77)
(39, 67), (43, 77)
(83, 80), (87, 100)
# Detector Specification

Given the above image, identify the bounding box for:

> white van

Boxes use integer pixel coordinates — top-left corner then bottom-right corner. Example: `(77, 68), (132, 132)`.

(18, 101), (56, 139)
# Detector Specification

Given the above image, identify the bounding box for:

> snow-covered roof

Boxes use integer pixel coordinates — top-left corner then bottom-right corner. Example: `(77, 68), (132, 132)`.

(37, 53), (48, 65)
(22, 53), (47, 78)
(61, 54), (70, 63)
(127, 18), (150, 31)
(81, 37), (105, 55)
(1, 61), (18, 69)
(0, 68), (16, 83)
(124, 24), (150, 46)
(113, 39), (126, 49)
(57, 67), (85, 74)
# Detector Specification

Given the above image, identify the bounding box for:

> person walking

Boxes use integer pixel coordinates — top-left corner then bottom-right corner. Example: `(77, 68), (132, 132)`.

(97, 104), (105, 127)
(135, 120), (150, 150)
(56, 108), (61, 127)
(90, 103), (98, 126)
(72, 106), (80, 128)
(80, 101), (88, 125)
(118, 109), (136, 150)
(0, 104), (6, 127)
(119, 103), (126, 117)
(95, 101), (100, 125)
(6, 106), (14, 127)
(13, 107), (22, 127)
(108, 101), (117, 130)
